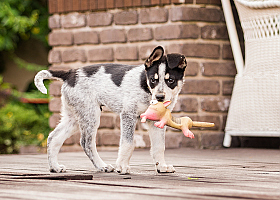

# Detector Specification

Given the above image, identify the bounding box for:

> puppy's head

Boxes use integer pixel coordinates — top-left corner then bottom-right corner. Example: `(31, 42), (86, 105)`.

(144, 46), (187, 103)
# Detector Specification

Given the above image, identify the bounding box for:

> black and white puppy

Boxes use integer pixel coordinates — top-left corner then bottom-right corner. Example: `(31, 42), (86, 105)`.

(34, 46), (187, 174)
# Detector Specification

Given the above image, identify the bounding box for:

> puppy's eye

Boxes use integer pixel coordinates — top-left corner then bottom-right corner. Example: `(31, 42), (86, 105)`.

(168, 78), (175, 84)
(150, 77), (156, 83)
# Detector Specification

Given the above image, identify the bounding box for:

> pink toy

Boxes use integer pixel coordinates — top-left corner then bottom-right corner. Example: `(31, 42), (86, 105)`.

(140, 101), (215, 139)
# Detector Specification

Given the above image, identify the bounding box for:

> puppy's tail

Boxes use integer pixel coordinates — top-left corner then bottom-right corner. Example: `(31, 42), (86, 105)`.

(34, 70), (53, 94)
(35, 69), (76, 94)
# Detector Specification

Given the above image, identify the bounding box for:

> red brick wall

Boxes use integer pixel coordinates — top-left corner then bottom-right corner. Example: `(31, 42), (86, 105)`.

(47, 0), (240, 150)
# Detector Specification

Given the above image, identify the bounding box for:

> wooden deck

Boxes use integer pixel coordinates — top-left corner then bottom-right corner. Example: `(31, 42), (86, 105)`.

(0, 148), (279, 200)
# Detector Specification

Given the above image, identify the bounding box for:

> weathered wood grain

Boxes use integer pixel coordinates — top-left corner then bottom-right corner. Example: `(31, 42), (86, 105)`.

(0, 148), (279, 199)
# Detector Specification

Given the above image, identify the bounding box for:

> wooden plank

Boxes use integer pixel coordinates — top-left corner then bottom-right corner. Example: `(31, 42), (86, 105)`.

(142, 0), (150, 6)
(171, 0), (182, 3)
(124, 0), (133, 7)
(48, 0), (57, 14)
(64, 0), (73, 12)
(133, 0), (142, 7)
(97, 0), (106, 10)
(80, 0), (89, 11)
(72, 0), (80, 11)
(1, 149), (280, 199)
(106, 0), (115, 9)
(1, 176), (278, 200)
(151, 0), (160, 5)
(89, 0), (97, 10)
(115, 0), (124, 8)
(57, 0), (64, 13)
(161, 0), (170, 5)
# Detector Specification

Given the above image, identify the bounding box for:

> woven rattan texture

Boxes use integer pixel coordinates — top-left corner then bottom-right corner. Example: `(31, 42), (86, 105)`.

(236, 0), (280, 8)
(225, 1), (280, 133)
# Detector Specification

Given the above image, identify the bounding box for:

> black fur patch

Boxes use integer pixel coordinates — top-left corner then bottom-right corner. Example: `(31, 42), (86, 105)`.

(145, 56), (165, 89)
(83, 65), (101, 77)
(146, 65), (159, 89)
(104, 64), (136, 87)
(144, 54), (186, 90)
(165, 64), (185, 89)
(49, 69), (77, 87)
(166, 54), (184, 69)
(140, 70), (151, 94)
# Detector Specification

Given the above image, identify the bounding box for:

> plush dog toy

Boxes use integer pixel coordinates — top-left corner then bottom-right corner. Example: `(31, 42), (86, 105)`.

(140, 100), (215, 139)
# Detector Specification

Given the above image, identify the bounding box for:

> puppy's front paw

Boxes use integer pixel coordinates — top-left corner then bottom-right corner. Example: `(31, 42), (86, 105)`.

(156, 163), (175, 173)
(116, 164), (131, 174)
(99, 164), (114, 173)
(50, 164), (66, 173)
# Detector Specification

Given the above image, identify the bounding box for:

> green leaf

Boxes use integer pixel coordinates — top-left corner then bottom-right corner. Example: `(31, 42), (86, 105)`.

(10, 54), (48, 72)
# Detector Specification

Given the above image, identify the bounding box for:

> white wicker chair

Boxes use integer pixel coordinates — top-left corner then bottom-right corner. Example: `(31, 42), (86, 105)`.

(221, 0), (280, 147)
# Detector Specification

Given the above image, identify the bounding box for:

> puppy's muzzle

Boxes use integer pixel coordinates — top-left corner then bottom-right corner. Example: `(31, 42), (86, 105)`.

(155, 93), (165, 102)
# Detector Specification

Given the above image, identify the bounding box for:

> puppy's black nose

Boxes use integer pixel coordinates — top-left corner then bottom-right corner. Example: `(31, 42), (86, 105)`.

(156, 94), (165, 102)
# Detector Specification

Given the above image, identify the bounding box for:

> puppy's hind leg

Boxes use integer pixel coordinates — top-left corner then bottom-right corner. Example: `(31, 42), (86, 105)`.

(48, 109), (79, 173)
(78, 105), (114, 172)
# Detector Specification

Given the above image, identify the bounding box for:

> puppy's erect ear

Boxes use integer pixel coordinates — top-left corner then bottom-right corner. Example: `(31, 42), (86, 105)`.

(167, 54), (187, 70)
(145, 46), (164, 69)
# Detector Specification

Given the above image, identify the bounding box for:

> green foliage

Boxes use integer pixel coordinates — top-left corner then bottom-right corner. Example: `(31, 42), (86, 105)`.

(0, 102), (51, 154)
(0, 0), (49, 72)
(0, 1), (51, 153)
(28, 0), (49, 47)
(10, 53), (48, 72)
(0, 0), (49, 51)
(0, 76), (51, 154)
(0, 0), (37, 51)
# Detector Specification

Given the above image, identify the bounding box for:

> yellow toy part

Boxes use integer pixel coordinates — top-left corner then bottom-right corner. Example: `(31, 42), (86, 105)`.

(140, 100), (215, 139)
